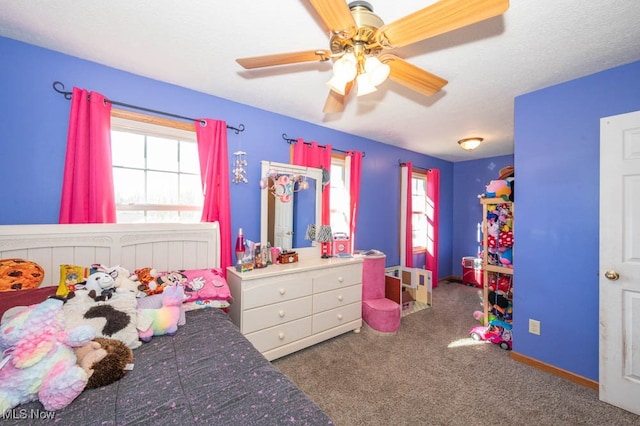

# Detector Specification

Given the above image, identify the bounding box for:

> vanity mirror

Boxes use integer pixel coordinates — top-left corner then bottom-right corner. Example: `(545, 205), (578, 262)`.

(260, 160), (323, 251)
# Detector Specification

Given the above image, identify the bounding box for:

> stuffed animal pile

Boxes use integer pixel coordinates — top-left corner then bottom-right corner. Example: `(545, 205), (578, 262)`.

(0, 260), (199, 413)
(484, 202), (514, 268)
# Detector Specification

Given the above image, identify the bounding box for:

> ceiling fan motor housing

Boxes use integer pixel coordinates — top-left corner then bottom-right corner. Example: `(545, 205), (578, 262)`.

(330, 1), (384, 56)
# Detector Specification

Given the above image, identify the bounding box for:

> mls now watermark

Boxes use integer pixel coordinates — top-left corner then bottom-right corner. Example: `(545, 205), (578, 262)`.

(2, 409), (55, 420)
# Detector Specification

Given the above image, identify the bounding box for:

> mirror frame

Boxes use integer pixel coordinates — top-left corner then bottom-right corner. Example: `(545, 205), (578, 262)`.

(260, 160), (323, 251)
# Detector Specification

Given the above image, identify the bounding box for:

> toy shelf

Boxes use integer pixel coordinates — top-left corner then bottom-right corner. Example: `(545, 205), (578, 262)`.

(480, 198), (514, 327)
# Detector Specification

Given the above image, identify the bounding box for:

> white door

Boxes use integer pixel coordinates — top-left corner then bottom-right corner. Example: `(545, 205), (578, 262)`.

(599, 110), (640, 415)
(274, 197), (294, 250)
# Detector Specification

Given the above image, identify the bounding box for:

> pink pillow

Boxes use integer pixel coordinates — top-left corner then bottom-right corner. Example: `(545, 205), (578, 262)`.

(160, 269), (231, 303)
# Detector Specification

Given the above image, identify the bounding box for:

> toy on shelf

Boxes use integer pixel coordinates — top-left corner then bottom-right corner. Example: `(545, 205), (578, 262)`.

(485, 179), (512, 200)
(473, 310), (496, 326)
(484, 202), (514, 268)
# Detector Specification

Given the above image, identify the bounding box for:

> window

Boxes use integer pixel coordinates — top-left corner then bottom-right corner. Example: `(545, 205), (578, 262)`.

(110, 111), (203, 223)
(411, 172), (432, 252)
(330, 155), (350, 236)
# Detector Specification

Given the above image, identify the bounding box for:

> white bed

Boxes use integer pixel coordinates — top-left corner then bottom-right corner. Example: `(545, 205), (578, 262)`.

(0, 223), (220, 287)
(0, 222), (333, 425)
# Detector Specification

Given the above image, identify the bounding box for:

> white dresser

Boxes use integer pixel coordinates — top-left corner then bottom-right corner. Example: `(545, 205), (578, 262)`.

(227, 257), (363, 361)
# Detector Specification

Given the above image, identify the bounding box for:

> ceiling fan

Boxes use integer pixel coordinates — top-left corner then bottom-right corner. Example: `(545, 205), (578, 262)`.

(236, 0), (509, 113)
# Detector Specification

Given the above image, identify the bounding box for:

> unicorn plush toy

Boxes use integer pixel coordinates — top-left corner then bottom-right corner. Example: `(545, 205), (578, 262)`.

(138, 284), (185, 343)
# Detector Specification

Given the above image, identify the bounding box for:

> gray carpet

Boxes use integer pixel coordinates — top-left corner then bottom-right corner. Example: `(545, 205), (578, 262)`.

(273, 282), (640, 426)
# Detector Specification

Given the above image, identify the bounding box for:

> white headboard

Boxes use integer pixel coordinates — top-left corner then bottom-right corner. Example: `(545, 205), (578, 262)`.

(0, 223), (220, 287)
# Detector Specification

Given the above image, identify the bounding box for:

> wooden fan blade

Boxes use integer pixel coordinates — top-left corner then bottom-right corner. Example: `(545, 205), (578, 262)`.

(380, 54), (448, 97)
(236, 50), (331, 69)
(309, 0), (357, 39)
(375, 0), (509, 48)
(323, 81), (353, 113)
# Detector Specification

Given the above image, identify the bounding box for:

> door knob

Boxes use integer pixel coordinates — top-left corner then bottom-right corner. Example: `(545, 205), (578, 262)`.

(604, 270), (620, 281)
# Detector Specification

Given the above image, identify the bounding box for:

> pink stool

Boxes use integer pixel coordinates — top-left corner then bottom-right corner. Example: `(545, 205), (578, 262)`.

(361, 254), (401, 334)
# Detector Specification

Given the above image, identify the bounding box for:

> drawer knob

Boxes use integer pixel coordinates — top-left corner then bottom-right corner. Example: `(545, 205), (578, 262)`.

(279, 310), (286, 318)
(338, 295), (344, 301)
(338, 276), (344, 283)
(278, 332), (285, 340)
(337, 314), (343, 320)
(279, 288), (286, 295)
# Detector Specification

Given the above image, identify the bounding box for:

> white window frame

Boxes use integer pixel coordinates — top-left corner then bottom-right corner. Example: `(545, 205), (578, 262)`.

(411, 171), (429, 253)
(110, 109), (203, 223)
(330, 155), (351, 236)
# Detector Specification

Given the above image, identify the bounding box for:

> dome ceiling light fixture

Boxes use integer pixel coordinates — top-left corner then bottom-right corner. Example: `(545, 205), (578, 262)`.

(458, 137), (484, 151)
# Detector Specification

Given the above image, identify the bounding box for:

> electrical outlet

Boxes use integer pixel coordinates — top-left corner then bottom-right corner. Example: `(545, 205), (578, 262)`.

(529, 319), (541, 335)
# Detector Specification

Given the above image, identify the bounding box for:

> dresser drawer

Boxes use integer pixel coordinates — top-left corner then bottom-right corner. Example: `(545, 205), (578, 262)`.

(243, 276), (312, 310)
(312, 302), (361, 334)
(313, 284), (361, 314)
(243, 296), (312, 334)
(246, 317), (312, 353)
(312, 264), (362, 293)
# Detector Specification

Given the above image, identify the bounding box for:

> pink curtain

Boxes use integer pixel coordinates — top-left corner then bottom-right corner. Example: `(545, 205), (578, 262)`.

(292, 139), (332, 225)
(59, 87), (115, 224)
(426, 168), (440, 287)
(195, 119), (232, 276)
(403, 163), (414, 267)
(347, 150), (363, 252)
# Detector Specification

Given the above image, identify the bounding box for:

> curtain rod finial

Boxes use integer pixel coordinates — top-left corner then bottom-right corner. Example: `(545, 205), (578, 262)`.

(52, 81), (72, 100)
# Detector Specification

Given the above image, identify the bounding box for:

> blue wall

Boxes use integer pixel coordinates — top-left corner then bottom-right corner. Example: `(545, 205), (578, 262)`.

(514, 60), (640, 381)
(451, 155), (514, 276)
(0, 36), (454, 278)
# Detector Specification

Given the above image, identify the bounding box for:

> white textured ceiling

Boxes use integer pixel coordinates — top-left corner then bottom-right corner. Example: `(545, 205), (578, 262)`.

(1, 0), (639, 162)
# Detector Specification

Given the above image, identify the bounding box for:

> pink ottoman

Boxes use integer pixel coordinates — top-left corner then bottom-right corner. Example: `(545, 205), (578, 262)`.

(361, 254), (401, 334)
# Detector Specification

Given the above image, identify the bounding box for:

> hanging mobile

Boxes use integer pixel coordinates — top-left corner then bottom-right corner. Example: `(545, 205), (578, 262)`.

(232, 150), (248, 184)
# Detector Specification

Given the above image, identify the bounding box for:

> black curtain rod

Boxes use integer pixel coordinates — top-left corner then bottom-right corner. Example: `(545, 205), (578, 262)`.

(398, 160), (431, 172)
(53, 81), (245, 134)
(282, 133), (365, 157)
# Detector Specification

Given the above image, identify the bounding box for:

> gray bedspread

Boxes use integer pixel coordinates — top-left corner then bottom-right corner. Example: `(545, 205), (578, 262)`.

(3, 308), (333, 425)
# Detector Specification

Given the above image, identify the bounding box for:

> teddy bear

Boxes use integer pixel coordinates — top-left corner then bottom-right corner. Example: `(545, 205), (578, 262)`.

(0, 298), (96, 413)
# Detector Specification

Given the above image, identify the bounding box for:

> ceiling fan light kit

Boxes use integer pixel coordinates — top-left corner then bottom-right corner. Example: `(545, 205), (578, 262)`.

(326, 52), (358, 95)
(236, 0), (509, 113)
(458, 137), (484, 151)
(355, 73), (377, 96)
(364, 56), (390, 86)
